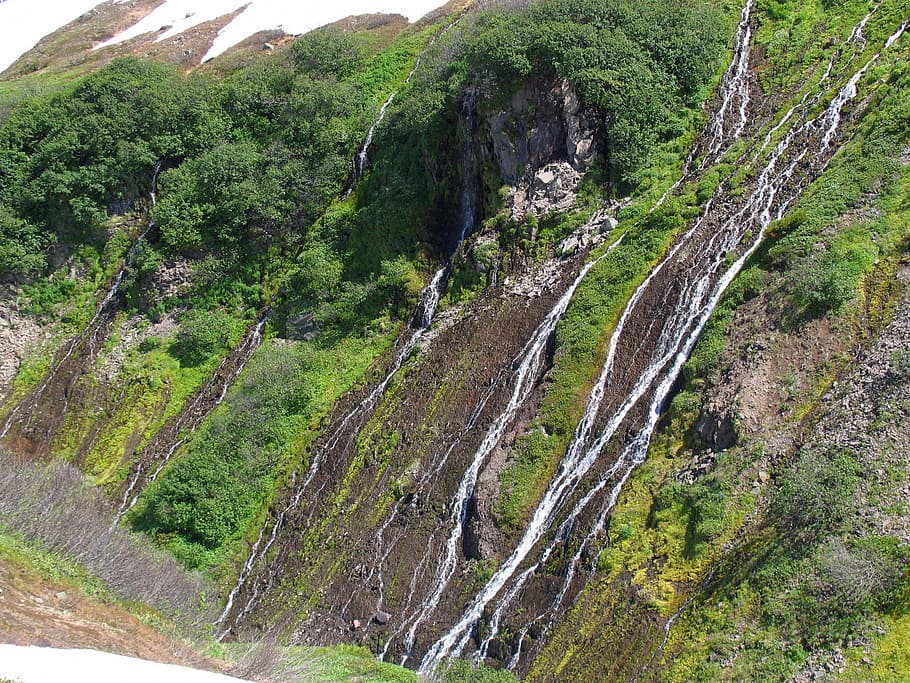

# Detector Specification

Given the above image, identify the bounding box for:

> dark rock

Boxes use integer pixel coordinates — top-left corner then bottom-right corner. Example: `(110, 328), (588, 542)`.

(287, 313), (320, 341)
(482, 77), (599, 219)
(486, 638), (511, 662)
(695, 408), (738, 449)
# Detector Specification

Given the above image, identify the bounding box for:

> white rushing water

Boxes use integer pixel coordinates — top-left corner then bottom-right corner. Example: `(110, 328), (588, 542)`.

(418, 7), (908, 673)
(0, 162), (161, 442)
(342, 13), (463, 199)
(702, 0), (753, 165)
(654, 0), (753, 208)
(395, 226), (625, 663)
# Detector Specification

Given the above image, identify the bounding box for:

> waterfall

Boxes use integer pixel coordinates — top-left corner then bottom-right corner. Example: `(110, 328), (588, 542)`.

(392, 227), (624, 664)
(418, 8), (907, 674)
(654, 0), (753, 208)
(0, 162), (162, 443)
(216, 89), (482, 637)
(701, 0), (753, 167)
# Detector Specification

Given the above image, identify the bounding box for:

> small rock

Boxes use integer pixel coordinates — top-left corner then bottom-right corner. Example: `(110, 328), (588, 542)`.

(375, 610), (391, 625)
(351, 619), (361, 631)
(55, 591), (67, 600)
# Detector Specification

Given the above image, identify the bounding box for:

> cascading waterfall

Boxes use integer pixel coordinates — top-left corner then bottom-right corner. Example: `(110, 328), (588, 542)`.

(216, 92), (482, 637)
(655, 0), (752, 207)
(0, 162), (162, 443)
(342, 14), (465, 199)
(702, 0), (753, 163)
(343, 92), (399, 200)
(113, 314), (267, 524)
(418, 9), (907, 673)
(385, 224), (625, 665)
(500, 11), (904, 662)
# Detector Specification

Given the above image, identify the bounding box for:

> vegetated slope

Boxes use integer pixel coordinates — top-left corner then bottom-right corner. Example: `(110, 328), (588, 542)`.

(0, 456), (419, 682)
(530, 1), (910, 681)
(0, 0), (908, 682)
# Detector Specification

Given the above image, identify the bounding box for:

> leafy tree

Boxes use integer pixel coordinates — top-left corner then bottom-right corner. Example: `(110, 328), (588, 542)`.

(0, 203), (54, 276)
(171, 309), (236, 366)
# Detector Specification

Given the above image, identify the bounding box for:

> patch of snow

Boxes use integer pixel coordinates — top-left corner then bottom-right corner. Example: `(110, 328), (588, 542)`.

(97, 0), (447, 62)
(0, 644), (253, 683)
(0, 0), (445, 75)
(0, 0), (102, 73)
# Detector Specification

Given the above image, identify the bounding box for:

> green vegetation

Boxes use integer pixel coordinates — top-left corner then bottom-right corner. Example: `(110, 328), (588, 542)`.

(131, 330), (394, 571)
(4, 0), (908, 679)
(0, 527), (110, 602)
(454, 0), (727, 184)
(434, 660), (520, 682)
(532, 1), (910, 680)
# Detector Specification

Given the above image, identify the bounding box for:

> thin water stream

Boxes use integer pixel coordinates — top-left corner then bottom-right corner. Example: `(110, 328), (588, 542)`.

(419, 8), (907, 673)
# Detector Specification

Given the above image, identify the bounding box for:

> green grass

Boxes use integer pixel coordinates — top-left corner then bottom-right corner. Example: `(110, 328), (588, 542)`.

(0, 528), (109, 601)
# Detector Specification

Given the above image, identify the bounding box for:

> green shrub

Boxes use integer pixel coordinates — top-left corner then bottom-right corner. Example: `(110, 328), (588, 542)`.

(433, 660), (519, 683)
(771, 446), (860, 540)
(171, 309), (236, 367)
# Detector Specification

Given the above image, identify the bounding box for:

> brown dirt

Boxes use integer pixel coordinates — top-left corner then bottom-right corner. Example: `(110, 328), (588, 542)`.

(0, 554), (212, 668)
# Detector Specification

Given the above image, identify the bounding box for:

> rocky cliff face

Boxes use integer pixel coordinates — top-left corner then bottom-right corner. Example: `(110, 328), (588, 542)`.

(480, 77), (599, 220)
(2, 2), (909, 682)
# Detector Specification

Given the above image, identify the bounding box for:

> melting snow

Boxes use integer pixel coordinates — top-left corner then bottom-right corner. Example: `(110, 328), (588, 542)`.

(0, 0), (445, 74)
(98, 0), (446, 63)
(0, 0), (103, 73)
(0, 644), (253, 683)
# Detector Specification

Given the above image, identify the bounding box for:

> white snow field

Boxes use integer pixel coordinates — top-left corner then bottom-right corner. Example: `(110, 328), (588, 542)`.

(0, 0), (103, 73)
(0, 644), (254, 683)
(0, 0), (446, 73)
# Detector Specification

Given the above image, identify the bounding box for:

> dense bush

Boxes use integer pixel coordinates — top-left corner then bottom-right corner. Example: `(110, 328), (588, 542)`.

(0, 204), (53, 276)
(0, 59), (225, 242)
(454, 0), (728, 182)
(133, 342), (321, 565)
(171, 309), (238, 367)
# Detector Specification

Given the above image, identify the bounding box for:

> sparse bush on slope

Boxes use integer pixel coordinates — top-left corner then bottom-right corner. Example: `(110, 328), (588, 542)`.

(0, 452), (212, 626)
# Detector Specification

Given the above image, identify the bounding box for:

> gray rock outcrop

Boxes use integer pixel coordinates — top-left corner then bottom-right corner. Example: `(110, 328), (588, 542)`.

(481, 77), (599, 220)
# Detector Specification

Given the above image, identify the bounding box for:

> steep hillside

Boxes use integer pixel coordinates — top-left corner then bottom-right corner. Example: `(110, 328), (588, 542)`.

(1, 0), (909, 681)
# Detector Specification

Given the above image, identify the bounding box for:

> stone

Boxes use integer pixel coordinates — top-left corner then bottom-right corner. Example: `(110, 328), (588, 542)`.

(486, 638), (511, 662)
(287, 313), (320, 341)
(484, 76), (598, 220)
(351, 619), (361, 631)
(375, 610), (391, 625)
